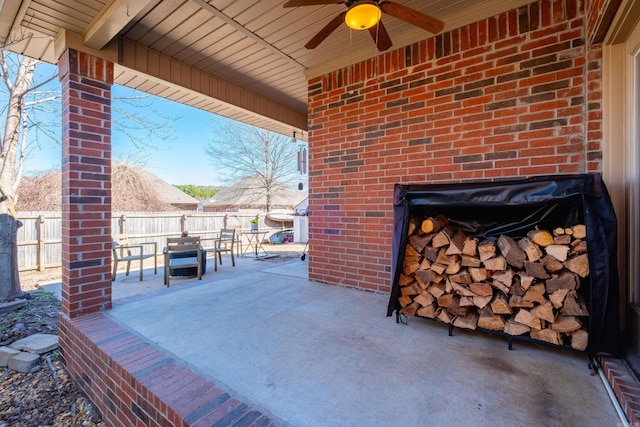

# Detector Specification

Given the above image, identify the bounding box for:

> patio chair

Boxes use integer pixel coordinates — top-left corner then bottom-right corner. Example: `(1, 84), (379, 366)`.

(112, 237), (158, 281)
(209, 229), (235, 271)
(164, 236), (202, 286)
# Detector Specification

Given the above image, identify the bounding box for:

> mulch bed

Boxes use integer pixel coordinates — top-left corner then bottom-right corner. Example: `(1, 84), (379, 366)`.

(0, 290), (104, 426)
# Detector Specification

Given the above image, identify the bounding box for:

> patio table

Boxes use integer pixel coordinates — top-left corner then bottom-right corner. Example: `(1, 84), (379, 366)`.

(241, 230), (268, 258)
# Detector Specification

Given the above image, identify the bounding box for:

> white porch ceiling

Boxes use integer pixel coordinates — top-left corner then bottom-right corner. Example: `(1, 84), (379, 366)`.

(0, 0), (532, 138)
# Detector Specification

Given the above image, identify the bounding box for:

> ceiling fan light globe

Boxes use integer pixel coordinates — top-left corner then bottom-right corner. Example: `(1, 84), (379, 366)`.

(345, 3), (381, 30)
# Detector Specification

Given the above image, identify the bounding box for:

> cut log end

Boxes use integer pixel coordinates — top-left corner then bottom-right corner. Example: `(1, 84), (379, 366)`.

(530, 328), (561, 345)
(527, 229), (554, 247)
(571, 329), (588, 351)
(504, 319), (531, 336)
(572, 224), (586, 239)
(421, 214), (449, 234)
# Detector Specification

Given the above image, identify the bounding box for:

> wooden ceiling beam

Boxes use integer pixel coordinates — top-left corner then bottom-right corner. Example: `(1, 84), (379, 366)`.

(84, 0), (157, 49)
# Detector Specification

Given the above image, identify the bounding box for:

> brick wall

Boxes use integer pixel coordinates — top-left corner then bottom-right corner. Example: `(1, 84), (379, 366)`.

(307, 0), (604, 293)
(59, 49), (113, 317)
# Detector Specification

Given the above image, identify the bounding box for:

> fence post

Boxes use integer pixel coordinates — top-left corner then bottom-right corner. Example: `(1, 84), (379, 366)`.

(181, 214), (188, 233)
(37, 215), (45, 272)
(120, 214), (127, 235)
(224, 214), (229, 229)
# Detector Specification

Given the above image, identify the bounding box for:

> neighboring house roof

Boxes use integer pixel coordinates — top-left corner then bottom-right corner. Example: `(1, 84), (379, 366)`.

(204, 175), (306, 210)
(294, 197), (308, 210)
(294, 197), (308, 215)
(139, 170), (199, 207)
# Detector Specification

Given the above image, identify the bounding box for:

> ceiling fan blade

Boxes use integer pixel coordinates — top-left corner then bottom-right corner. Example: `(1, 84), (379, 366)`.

(368, 20), (393, 52)
(283, 0), (343, 7)
(380, 1), (444, 34)
(305, 11), (347, 49)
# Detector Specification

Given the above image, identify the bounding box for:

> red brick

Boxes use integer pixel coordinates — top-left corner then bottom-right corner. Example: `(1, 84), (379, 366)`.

(305, 0), (601, 292)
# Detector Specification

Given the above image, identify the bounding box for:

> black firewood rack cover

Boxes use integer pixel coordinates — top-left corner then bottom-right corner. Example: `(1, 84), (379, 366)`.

(387, 173), (621, 357)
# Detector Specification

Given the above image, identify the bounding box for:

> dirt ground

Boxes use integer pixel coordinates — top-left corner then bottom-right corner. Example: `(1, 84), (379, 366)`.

(19, 268), (63, 292)
(0, 289), (105, 426)
(1, 241), (308, 426)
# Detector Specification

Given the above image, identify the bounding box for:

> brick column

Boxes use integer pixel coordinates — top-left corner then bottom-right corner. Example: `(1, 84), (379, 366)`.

(58, 49), (113, 317)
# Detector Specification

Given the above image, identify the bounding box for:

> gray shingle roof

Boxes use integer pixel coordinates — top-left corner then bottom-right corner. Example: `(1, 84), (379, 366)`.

(139, 169), (200, 206)
(205, 175), (306, 210)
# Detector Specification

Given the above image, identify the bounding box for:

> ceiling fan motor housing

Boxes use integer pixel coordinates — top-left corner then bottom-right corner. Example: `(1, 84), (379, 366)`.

(345, 1), (382, 30)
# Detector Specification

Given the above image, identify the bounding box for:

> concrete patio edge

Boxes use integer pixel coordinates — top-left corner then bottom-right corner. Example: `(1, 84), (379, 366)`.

(58, 311), (284, 426)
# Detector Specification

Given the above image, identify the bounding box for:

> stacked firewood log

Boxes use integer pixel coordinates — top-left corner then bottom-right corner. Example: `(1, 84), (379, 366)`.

(398, 215), (590, 351)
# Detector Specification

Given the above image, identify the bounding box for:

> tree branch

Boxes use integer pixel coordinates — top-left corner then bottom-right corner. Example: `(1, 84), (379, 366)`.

(12, 112), (28, 195)
(0, 51), (13, 92)
(24, 95), (59, 106)
(23, 71), (55, 95)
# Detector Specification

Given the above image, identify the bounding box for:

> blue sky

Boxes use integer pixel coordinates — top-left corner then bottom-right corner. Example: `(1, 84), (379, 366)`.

(26, 85), (231, 186)
(20, 62), (246, 186)
(109, 90), (232, 186)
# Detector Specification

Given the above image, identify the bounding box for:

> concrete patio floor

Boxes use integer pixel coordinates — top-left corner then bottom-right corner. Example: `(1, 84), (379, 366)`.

(43, 255), (620, 426)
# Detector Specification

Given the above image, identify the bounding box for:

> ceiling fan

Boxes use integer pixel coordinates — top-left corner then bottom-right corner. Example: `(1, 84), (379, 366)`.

(283, 0), (444, 52)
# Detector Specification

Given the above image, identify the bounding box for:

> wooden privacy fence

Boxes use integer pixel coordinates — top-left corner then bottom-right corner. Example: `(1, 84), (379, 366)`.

(15, 212), (272, 272)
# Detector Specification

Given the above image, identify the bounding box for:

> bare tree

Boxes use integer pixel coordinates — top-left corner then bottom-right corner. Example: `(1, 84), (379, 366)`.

(17, 163), (174, 212)
(204, 124), (302, 212)
(15, 169), (61, 211)
(0, 50), (56, 300)
(113, 91), (178, 150)
(111, 163), (175, 211)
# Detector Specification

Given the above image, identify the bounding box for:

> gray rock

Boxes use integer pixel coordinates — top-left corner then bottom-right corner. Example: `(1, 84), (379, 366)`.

(8, 352), (40, 373)
(9, 333), (59, 354)
(9, 323), (25, 334)
(0, 346), (21, 367)
(0, 299), (26, 315)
